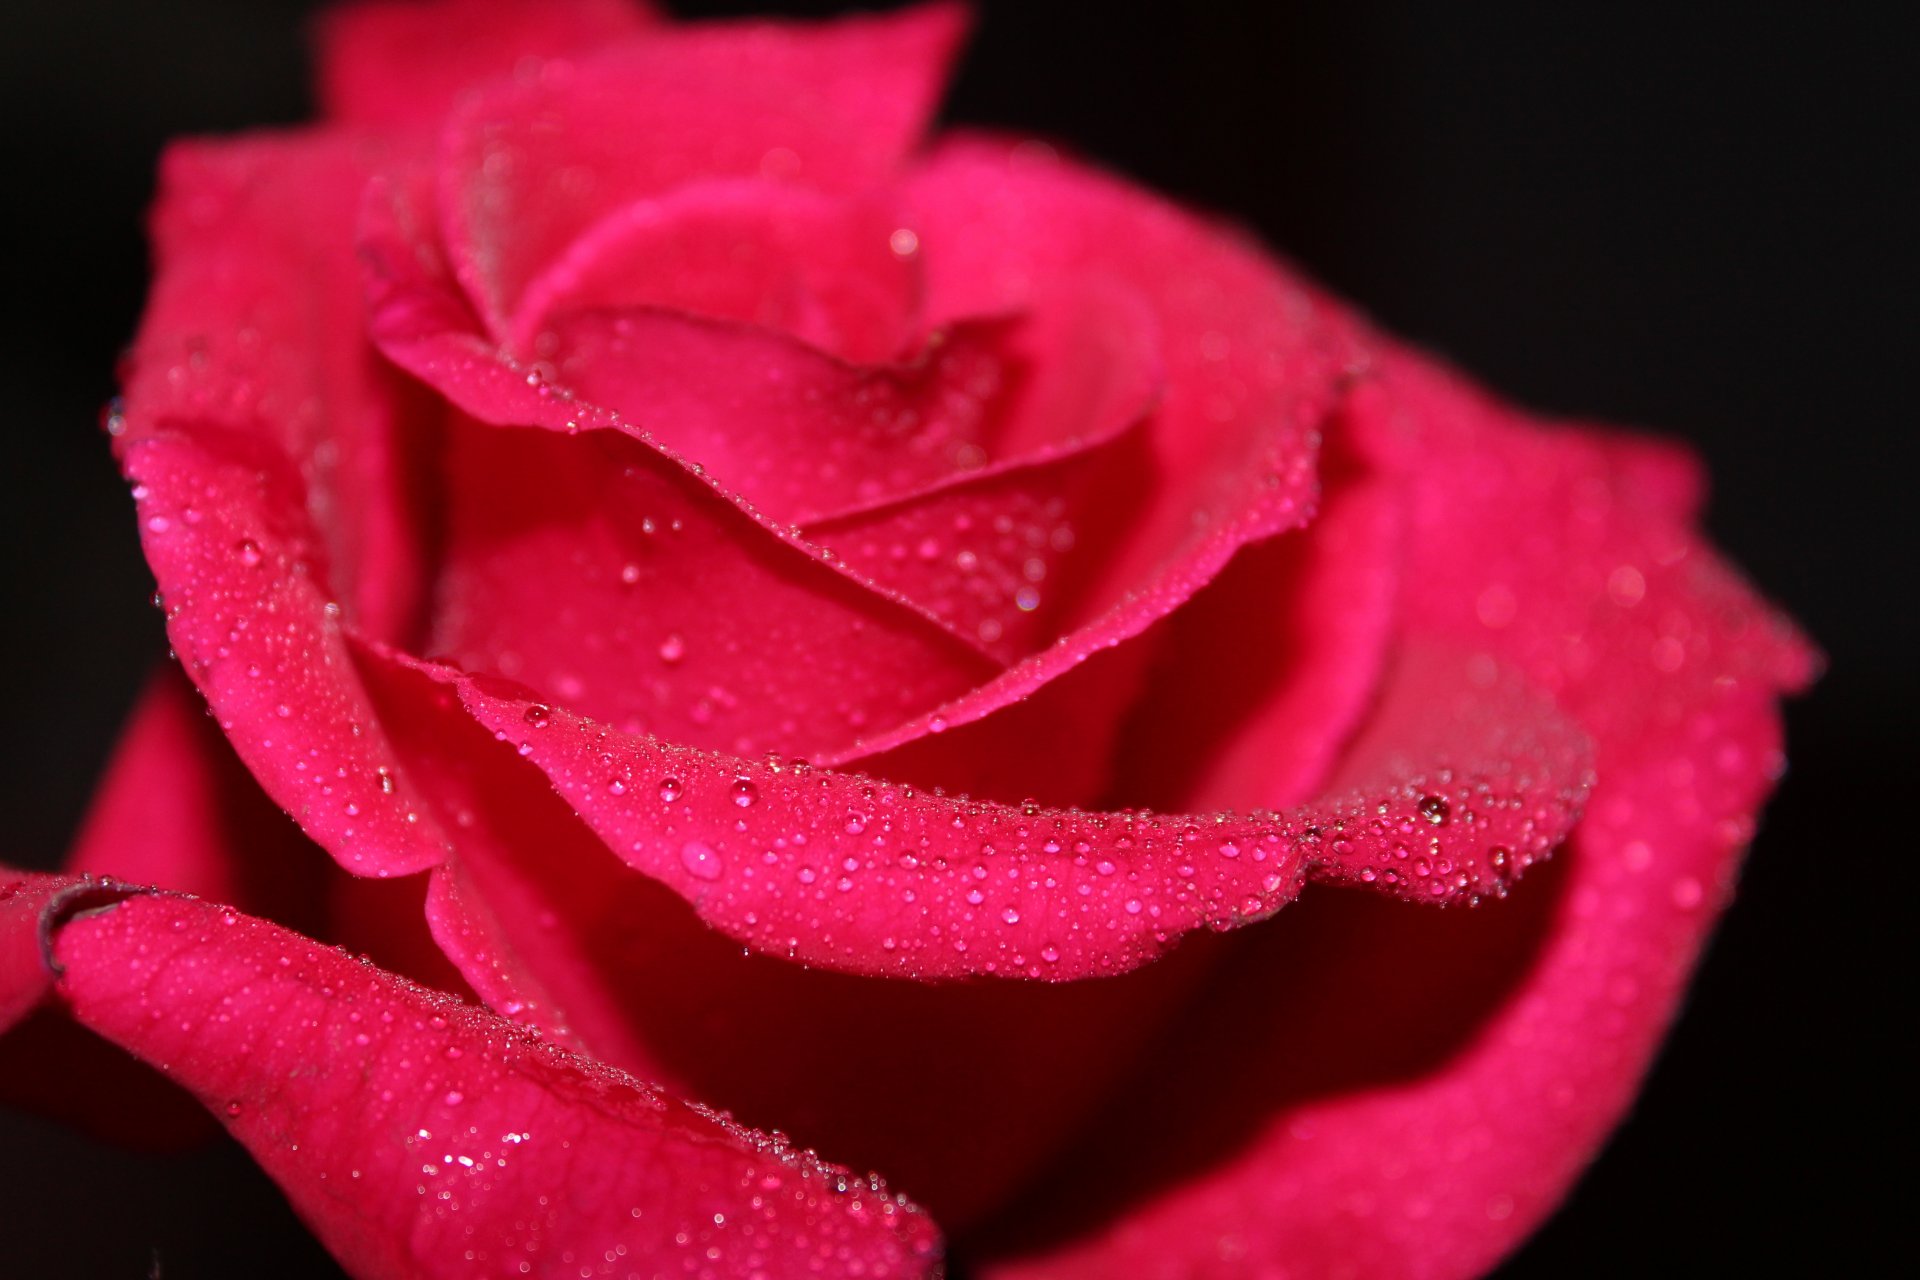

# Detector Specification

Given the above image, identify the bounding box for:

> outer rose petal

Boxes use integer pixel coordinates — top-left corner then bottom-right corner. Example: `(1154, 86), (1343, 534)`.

(120, 130), (453, 878)
(316, 0), (661, 130)
(0, 875), (73, 1034)
(392, 639), (1590, 981)
(128, 132), (431, 649)
(439, 2), (969, 337)
(340, 646), (1212, 1227)
(126, 429), (451, 878)
(64, 667), (325, 912)
(971, 352), (1815, 1279)
(1, 871), (943, 1279)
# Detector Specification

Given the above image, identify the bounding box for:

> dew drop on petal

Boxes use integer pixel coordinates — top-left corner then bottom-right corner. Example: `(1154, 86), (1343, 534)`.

(680, 840), (723, 881)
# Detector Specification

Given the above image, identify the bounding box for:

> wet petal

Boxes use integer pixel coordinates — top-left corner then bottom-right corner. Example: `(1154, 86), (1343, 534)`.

(1103, 391), (1408, 811)
(509, 179), (919, 364)
(969, 349), (1815, 1279)
(116, 131), (455, 879)
(388, 640), (1589, 982)
(316, 0), (661, 130)
(348, 652), (1207, 1229)
(7, 871), (944, 1278)
(439, 2), (968, 337)
(828, 136), (1356, 764)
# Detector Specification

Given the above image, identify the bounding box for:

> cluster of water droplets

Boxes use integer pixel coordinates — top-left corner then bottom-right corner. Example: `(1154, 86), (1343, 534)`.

(481, 688), (1580, 982)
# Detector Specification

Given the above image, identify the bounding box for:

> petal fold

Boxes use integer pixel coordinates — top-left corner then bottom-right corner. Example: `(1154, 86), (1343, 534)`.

(7, 869), (944, 1279)
(439, 2), (969, 337)
(390, 641), (1590, 981)
(316, 0), (661, 129)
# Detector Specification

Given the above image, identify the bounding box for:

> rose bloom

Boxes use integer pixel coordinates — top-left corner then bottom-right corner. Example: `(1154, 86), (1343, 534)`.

(0, 1), (1814, 1277)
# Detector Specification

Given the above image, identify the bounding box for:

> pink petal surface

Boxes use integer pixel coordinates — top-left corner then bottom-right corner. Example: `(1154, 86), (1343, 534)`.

(423, 418), (999, 757)
(0, 875), (71, 1035)
(337, 646), (1219, 1229)
(386, 638), (1589, 982)
(974, 349), (1816, 1279)
(509, 179), (918, 364)
(126, 429), (450, 877)
(127, 132), (432, 649)
(821, 137), (1356, 765)
(538, 309), (1029, 526)
(364, 175), (1012, 757)
(2, 870), (944, 1279)
(118, 130), (455, 879)
(1103, 390), (1408, 813)
(316, 0), (660, 129)
(439, 3), (968, 338)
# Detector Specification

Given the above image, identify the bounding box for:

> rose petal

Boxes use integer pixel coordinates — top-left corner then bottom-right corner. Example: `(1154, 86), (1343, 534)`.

(128, 132), (433, 649)
(63, 667), (332, 922)
(510, 179), (919, 364)
(969, 351), (1815, 1279)
(5, 871), (944, 1278)
(316, 0), (661, 130)
(344, 649), (1212, 1228)
(397, 639), (1589, 982)
(365, 173), (1011, 757)
(1103, 389), (1407, 811)
(801, 282), (1164, 662)
(0, 874), (73, 1034)
(0, 875), (216, 1150)
(424, 417), (1003, 757)
(826, 136), (1356, 763)
(540, 308), (1026, 526)
(439, 2), (969, 338)
(116, 130), (456, 879)
(125, 430), (451, 878)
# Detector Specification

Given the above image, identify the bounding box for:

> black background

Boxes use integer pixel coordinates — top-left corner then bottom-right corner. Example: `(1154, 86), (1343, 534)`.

(0, 1), (1907, 1274)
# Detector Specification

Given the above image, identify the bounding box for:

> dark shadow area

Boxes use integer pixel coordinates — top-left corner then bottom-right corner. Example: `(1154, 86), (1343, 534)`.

(964, 856), (1567, 1263)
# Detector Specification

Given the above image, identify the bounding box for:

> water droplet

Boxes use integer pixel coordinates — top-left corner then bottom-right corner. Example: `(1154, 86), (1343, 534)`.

(235, 538), (264, 567)
(523, 704), (551, 727)
(731, 779), (758, 808)
(658, 634), (686, 664)
(658, 778), (683, 803)
(681, 840), (723, 881)
(1418, 795), (1450, 826)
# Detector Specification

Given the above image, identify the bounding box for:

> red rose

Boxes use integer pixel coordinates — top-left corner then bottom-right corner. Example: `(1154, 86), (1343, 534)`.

(1, 1), (1814, 1276)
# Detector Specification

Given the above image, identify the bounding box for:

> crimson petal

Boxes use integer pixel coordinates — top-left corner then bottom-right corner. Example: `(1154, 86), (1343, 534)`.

(4, 870), (944, 1278)
(438, 2), (968, 339)
(972, 350), (1816, 1278)
(118, 131), (456, 880)
(825, 135), (1356, 763)
(509, 179), (919, 364)
(316, 0), (662, 130)
(383, 639), (1590, 982)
